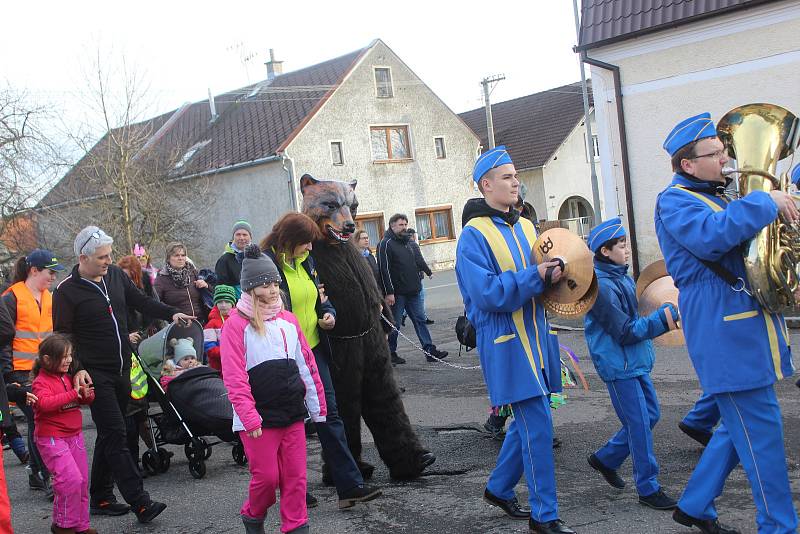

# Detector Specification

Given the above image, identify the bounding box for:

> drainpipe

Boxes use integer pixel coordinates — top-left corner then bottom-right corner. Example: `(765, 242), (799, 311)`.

(579, 51), (640, 278)
(281, 151), (298, 211)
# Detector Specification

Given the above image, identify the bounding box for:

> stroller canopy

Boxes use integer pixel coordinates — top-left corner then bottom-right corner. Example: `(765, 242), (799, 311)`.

(137, 320), (205, 377)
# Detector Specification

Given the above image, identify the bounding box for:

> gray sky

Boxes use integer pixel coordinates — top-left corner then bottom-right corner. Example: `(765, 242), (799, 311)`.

(2, 1), (584, 138)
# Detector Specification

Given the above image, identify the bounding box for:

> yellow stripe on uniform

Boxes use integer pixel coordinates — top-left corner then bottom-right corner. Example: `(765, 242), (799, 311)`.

(673, 185), (724, 212)
(762, 311), (783, 380)
(467, 217), (542, 386)
(515, 218), (545, 370)
(723, 310), (758, 321)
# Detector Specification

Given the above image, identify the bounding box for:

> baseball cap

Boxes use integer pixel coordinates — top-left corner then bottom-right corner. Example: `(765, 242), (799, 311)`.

(26, 249), (65, 271)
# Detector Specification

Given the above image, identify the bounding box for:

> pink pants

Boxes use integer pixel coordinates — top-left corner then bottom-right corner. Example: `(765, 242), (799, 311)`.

(239, 421), (307, 533)
(36, 434), (90, 531)
(0, 447), (13, 533)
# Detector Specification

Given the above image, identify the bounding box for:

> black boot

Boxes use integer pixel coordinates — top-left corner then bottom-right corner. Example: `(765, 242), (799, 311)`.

(587, 453), (625, 489)
(356, 460), (375, 481)
(529, 519), (576, 534)
(483, 488), (530, 519)
(673, 508), (741, 534)
(678, 422), (713, 447)
(241, 513), (266, 534)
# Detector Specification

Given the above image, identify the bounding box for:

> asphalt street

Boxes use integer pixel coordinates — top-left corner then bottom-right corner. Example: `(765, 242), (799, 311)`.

(5, 270), (800, 533)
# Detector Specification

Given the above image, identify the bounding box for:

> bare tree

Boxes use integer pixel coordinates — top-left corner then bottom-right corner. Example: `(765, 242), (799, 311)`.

(0, 86), (64, 272)
(39, 51), (212, 262)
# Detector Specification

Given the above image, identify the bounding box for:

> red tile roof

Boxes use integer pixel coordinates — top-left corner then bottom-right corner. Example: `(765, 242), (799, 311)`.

(577, 0), (775, 51)
(458, 82), (593, 171)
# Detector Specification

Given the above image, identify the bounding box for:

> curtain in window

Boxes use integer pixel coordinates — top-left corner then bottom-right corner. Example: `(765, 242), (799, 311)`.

(417, 215), (432, 240)
(370, 130), (389, 160)
(362, 220), (380, 245)
(433, 211), (452, 239)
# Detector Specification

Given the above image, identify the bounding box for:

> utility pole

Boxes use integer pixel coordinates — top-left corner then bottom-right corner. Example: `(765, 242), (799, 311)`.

(573, 0), (603, 222)
(481, 74), (505, 149)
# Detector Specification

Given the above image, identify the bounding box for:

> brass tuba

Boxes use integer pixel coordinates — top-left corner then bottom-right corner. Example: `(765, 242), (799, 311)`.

(717, 103), (800, 312)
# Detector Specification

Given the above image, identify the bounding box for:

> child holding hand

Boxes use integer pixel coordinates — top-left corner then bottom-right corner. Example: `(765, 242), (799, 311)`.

(32, 334), (96, 534)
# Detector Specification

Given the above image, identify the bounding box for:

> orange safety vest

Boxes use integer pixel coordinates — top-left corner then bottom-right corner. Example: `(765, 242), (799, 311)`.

(3, 282), (53, 371)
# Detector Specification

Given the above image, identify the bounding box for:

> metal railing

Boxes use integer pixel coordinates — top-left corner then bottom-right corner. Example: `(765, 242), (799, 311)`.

(560, 216), (594, 238)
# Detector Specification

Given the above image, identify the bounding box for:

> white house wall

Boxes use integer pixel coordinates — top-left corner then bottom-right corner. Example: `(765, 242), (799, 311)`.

(192, 162), (293, 266)
(518, 168), (546, 222)
(588, 2), (800, 267)
(285, 40), (480, 269)
(541, 114), (605, 221)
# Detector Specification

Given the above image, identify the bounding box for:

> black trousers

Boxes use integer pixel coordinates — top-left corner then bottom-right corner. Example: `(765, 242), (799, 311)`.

(86, 368), (150, 508)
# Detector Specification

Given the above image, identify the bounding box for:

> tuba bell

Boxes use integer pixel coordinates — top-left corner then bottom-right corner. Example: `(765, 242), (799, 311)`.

(717, 103), (800, 312)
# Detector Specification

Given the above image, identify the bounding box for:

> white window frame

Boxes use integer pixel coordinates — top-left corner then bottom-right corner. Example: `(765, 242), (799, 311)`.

(433, 136), (446, 159)
(330, 140), (344, 166)
(368, 124), (413, 162)
(373, 66), (394, 98)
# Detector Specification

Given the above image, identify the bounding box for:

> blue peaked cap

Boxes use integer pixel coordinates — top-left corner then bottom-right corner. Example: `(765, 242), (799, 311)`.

(792, 164), (800, 187)
(473, 145), (513, 183)
(663, 112), (717, 156)
(587, 217), (626, 253)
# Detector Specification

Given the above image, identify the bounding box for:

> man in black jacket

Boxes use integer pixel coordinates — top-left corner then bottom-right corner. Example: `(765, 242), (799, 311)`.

(53, 226), (193, 524)
(377, 214), (448, 364)
(214, 220), (253, 295)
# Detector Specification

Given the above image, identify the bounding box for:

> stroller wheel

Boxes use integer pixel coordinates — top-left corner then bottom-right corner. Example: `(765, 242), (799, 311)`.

(142, 450), (161, 476)
(188, 459), (206, 479)
(184, 439), (202, 462)
(157, 448), (171, 473)
(232, 443), (247, 466)
(200, 437), (212, 460)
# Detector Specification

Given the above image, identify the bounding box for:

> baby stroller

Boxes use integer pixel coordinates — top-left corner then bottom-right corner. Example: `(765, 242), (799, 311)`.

(136, 320), (246, 479)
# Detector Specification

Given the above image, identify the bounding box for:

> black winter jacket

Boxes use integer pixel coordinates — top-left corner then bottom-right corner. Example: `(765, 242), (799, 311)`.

(376, 229), (428, 295)
(53, 265), (177, 374)
(215, 248), (242, 287)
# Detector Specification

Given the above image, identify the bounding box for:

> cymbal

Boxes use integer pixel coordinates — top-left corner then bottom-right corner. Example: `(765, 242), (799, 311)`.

(532, 228), (595, 304)
(636, 259), (668, 300)
(543, 273), (598, 318)
(638, 275), (685, 346)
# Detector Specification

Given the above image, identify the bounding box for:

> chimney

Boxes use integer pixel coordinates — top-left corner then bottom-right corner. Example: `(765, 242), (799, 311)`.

(265, 49), (283, 80)
(208, 88), (218, 124)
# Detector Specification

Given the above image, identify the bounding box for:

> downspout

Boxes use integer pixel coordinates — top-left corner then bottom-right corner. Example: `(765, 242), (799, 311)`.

(579, 51), (640, 278)
(281, 151), (298, 211)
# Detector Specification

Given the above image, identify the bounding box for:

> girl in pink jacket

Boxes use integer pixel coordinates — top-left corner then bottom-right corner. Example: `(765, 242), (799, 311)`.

(221, 246), (325, 534)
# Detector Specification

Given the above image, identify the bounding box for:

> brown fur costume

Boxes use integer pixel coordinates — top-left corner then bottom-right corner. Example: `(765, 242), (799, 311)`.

(301, 174), (433, 480)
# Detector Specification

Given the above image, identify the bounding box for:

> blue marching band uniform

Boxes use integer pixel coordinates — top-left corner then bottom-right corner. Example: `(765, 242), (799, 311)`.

(583, 219), (677, 505)
(456, 146), (570, 533)
(655, 113), (798, 533)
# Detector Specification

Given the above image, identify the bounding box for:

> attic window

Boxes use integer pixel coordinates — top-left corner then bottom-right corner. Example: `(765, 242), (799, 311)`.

(374, 67), (393, 98)
(173, 140), (210, 170)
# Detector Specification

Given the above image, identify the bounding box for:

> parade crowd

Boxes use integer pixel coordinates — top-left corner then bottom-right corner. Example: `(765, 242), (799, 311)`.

(0, 111), (798, 534)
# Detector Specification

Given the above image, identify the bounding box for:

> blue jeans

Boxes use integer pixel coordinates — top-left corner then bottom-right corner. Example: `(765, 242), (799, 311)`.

(388, 292), (433, 353)
(312, 342), (364, 496)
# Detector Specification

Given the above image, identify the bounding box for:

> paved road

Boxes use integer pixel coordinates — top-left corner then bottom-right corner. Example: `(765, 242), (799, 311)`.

(6, 272), (800, 533)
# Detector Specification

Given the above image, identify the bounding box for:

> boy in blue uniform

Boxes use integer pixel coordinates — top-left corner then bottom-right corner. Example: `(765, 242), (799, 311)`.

(583, 218), (679, 510)
(655, 112), (799, 534)
(456, 146), (576, 534)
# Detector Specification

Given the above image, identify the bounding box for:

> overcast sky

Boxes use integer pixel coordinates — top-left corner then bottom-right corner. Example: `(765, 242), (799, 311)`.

(2, 1), (584, 141)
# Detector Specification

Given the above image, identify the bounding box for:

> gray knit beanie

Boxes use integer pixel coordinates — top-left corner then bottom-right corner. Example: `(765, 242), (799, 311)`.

(240, 244), (281, 292)
(232, 220), (253, 238)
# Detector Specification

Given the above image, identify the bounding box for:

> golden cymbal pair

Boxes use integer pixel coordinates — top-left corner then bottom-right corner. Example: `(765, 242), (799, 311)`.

(636, 260), (685, 346)
(531, 228), (598, 318)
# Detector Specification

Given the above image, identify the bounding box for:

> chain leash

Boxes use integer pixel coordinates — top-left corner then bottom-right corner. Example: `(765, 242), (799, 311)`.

(380, 316), (482, 370)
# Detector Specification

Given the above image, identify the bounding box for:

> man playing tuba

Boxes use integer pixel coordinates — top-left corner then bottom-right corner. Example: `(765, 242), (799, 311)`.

(655, 112), (799, 534)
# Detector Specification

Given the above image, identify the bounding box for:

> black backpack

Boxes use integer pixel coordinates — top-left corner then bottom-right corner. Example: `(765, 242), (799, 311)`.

(455, 313), (476, 351)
